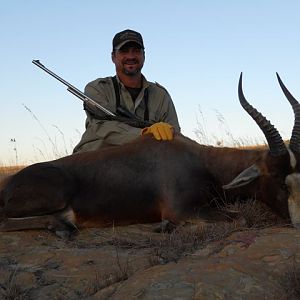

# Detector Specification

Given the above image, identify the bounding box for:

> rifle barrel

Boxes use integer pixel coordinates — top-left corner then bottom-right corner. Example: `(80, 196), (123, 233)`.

(66, 88), (116, 116)
(32, 60), (116, 116)
(32, 60), (82, 95)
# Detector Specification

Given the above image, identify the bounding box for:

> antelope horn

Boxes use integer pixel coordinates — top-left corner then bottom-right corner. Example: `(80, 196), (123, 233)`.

(238, 73), (287, 157)
(276, 73), (300, 154)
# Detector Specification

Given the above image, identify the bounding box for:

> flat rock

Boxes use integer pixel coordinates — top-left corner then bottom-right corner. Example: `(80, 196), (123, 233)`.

(0, 224), (299, 299)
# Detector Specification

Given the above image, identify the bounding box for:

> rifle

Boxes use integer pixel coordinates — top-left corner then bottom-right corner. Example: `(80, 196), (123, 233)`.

(32, 60), (152, 128)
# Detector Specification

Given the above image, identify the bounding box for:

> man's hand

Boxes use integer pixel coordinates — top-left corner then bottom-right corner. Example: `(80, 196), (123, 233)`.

(141, 122), (174, 140)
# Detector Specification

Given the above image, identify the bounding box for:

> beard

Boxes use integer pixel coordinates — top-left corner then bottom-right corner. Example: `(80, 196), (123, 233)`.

(122, 59), (143, 76)
(123, 66), (142, 76)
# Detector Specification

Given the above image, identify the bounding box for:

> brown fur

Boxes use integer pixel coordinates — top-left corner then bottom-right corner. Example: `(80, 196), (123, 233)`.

(0, 133), (295, 236)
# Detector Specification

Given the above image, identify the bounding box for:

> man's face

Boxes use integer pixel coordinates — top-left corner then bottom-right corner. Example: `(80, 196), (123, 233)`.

(112, 42), (145, 76)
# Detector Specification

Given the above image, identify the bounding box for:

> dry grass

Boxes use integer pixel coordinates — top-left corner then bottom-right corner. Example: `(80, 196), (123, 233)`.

(221, 199), (285, 229)
(279, 258), (300, 299)
(82, 222), (240, 295)
(0, 166), (25, 182)
(0, 197), (290, 298)
(194, 107), (268, 148)
(149, 222), (238, 264)
(0, 270), (29, 300)
(108, 199), (285, 266)
(2, 105), (78, 166)
(0, 166), (25, 174)
(84, 239), (133, 297)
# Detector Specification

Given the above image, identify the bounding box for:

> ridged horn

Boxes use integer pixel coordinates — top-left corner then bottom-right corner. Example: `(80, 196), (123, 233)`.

(276, 73), (300, 154)
(238, 73), (287, 156)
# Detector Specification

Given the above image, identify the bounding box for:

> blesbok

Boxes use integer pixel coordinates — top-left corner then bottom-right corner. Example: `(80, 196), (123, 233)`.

(1, 73), (300, 237)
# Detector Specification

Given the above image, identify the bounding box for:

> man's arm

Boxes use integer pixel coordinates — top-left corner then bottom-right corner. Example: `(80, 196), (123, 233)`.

(73, 81), (141, 153)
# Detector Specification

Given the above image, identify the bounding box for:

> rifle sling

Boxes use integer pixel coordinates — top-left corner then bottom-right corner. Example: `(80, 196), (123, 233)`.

(86, 109), (151, 128)
(84, 76), (151, 128)
(112, 76), (149, 122)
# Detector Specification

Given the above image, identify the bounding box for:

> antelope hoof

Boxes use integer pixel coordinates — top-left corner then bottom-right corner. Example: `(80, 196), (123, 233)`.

(47, 220), (78, 239)
(153, 219), (177, 233)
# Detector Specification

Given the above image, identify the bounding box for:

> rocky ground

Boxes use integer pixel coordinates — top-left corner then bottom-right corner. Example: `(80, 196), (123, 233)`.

(1, 169), (300, 299)
(1, 220), (300, 300)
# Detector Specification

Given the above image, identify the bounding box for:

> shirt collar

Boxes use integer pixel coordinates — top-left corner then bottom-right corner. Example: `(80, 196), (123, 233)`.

(115, 74), (150, 89)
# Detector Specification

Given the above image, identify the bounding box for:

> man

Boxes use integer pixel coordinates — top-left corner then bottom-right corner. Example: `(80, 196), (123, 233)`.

(73, 29), (180, 153)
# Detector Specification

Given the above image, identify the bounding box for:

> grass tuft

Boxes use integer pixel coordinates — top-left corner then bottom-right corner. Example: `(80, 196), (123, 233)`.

(0, 269), (29, 300)
(221, 199), (284, 229)
(279, 258), (300, 299)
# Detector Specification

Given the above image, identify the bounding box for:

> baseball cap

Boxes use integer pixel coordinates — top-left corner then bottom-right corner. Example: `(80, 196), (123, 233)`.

(113, 29), (144, 50)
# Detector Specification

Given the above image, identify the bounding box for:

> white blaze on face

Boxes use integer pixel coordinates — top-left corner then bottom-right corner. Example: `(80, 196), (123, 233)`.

(286, 173), (300, 228)
(286, 149), (300, 228)
(288, 148), (297, 170)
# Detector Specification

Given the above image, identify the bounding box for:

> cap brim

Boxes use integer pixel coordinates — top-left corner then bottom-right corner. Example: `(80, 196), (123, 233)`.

(114, 40), (144, 50)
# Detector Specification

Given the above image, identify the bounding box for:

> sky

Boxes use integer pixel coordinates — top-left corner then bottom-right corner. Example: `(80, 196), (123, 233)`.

(1, 0), (300, 165)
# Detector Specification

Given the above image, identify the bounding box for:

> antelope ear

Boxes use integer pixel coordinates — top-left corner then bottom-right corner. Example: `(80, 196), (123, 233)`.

(222, 164), (261, 190)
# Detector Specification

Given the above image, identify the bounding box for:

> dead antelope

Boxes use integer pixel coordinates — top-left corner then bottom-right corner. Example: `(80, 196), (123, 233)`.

(1, 73), (300, 237)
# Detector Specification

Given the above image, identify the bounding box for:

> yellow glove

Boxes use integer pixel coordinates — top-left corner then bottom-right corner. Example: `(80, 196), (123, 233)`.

(141, 122), (174, 140)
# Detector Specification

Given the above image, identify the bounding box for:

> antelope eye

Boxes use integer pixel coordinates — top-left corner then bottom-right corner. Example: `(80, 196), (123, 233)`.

(281, 183), (289, 193)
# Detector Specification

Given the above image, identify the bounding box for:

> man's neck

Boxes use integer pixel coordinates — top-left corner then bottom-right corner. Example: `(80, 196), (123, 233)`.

(117, 73), (142, 88)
